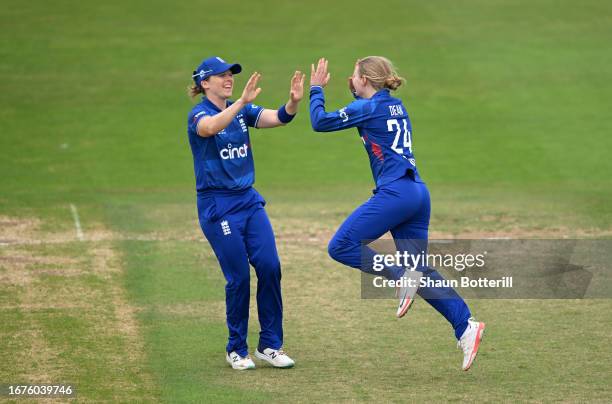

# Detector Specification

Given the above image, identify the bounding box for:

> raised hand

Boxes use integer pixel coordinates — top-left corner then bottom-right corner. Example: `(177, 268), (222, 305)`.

(290, 71), (305, 103)
(310, 58), (330, 87)
(240, 72), (262, 104)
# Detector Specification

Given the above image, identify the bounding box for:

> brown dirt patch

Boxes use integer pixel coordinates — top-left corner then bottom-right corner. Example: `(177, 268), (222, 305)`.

(0, 215), (156, 400)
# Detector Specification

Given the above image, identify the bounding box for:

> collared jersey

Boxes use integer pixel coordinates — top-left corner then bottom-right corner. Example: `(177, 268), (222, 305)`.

(310, 87), (423, 188)
(187, 97), (264, 192)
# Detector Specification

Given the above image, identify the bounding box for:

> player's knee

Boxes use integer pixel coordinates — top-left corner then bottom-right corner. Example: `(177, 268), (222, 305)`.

(227, 271), (250, 290)
(255, 257), (281, 280)
(328, 237), (350, 264)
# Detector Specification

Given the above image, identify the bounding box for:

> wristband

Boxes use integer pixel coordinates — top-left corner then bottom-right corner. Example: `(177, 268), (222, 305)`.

(277, 104), (296, 123)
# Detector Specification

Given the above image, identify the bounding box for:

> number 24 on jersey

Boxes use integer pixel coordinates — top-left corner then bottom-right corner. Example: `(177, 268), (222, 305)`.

(387, 119), (412, 155)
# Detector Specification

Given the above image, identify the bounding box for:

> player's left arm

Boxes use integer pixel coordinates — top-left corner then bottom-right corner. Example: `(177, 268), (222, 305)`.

(255, 71), (305, 128)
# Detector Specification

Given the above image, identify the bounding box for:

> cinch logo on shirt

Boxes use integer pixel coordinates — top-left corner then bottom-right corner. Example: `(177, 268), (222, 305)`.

(220, 143), (249, 160)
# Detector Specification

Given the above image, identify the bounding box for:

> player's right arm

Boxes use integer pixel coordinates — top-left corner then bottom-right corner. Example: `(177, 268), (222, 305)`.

(309, 58), (371, 132)
(196, 72), (262, 137)
(310, 89), (371, 132)
(310, 58), (372, 132)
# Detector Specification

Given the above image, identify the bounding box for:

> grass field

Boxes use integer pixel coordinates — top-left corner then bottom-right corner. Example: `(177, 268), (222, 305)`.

(1, 0), (612, 402)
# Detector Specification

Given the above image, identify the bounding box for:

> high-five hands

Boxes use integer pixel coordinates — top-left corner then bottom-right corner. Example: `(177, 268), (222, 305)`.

(290, 71), (305, 103)
(240, 72), (262, 104)
(310, 58), (331, 87)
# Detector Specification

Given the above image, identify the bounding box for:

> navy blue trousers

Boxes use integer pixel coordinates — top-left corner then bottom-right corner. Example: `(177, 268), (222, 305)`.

(328, 176), (471, 339)
(198, 189), (283, 356)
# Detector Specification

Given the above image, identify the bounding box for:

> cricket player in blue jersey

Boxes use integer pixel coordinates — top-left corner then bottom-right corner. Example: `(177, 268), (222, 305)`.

(309, 57), (485, 371)
(187, 56), (304, 370)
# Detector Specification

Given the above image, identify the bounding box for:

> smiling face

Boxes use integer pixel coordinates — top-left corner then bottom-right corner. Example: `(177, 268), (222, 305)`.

(201, 70), (234, 100)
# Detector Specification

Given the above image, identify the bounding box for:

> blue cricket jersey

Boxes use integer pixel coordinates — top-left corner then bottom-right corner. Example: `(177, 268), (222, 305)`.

(187, 97), (264, 193)
(310, 86), (423, 188)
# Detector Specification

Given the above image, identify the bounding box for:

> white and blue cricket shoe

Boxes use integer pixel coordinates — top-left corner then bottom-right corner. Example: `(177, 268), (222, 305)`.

(254, 348), (295, 368)
(226, 351), (256, 370)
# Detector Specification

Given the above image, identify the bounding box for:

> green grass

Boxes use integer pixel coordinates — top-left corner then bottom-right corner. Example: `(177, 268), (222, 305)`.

(1, 0), (612, 402)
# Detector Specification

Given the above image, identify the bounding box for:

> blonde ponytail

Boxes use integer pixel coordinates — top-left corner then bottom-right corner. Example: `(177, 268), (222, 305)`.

(357, 56), (405, 91)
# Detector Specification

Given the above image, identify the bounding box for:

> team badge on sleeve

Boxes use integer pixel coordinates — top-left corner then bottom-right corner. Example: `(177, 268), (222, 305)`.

(193, 110), (207, 122)
(339, 107), (349, 122)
